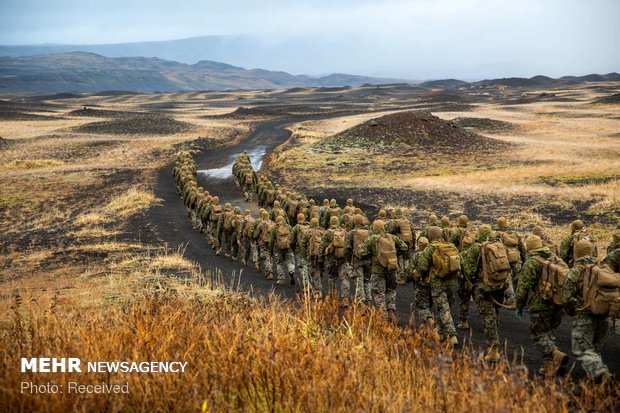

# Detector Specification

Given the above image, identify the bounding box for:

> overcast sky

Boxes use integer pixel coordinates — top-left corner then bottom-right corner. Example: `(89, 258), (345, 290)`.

(1, 0), (618, 79)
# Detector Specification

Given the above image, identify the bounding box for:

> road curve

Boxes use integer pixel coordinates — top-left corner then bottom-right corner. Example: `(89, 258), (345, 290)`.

(149, 118), (619, 379)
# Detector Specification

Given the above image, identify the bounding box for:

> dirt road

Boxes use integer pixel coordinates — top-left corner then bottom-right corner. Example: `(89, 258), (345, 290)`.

(149, 118), (619, 378)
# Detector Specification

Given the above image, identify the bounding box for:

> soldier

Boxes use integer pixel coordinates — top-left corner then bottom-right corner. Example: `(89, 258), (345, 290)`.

(515, 235), (568, 378)
(291, 213), (312, 291)
(418, 214), (439, 241)
(605, 229), (620, 259)
(559, 219), (587, 267)
(377, 209), (387, 221)
(249, 209), (266, 271)
(270, 216), (296, 285)
(301, 218), (325, 295)
(255, 210), (275, 279)
(320, 216), (351, 305)
(532, 225), (558, 256)
(321, 199), (342, 229)
(318, 198), (330, 228)
(463, 224), (509, 362)
(216, 203), (235, 257)
(417, 226), (460, 344)
(229, 206), (243, 261)
(452, 215), (476, 329)
(306, 199), (320, 222)
(496, 216), (527, 304)
(346, 214), (372, 305)
(206, 196), (222, 248)
(238, 209), (254, 266)
(563, 240), (614, 384)
(412, 237), (433, 326)
(270, 200), (286, 222)
(386, 208), (416, 285)
(440, 216), (452, 242)
(358, 220), (409, 321)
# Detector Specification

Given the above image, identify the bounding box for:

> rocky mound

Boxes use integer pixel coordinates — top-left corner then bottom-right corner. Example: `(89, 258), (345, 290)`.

(318, 111), (512, 153)
(593, 93), (620, 105)
(68, 107), (144, 118)
(0, 100), (54, 120)
(450, 117), (516, 133)
(73, 115), (193, 135)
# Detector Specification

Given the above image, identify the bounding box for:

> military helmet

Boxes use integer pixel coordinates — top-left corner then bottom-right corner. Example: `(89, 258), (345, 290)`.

(224, 203), (232, 210)
(273, 200), (280, 208)
(395, 208), (403, 218)
(478, 224), (492, 236)
(261, 210), (269, 220)
(233, 206), (240, 214)
(212, 196), (220, 203)
(323, 199), (329, 206)
(309, 199), (316, 206)
(346, 198), (354, 206)
(297, 213), (306, 222)
(389, 209), (395, 219)
(532, 225), (544, 237)
(244, 209), (252, 216)
(354, 214), (365, 226)
(417, 236), (429, 249)
(372, 220), (385, 231)
(429, 214), (438, 224)
(574, 239), (594, 259)
(310, 218), (319, 227)
(525, 235), (543, 252)
(441, 216), (450, 226)
(428, 226), (442, 241)
(278, 210), (286, 217)
(276, 216), (285, 224)
(259, 208), (265, 214)
(330, 216), (340, 227)
(354, 207), (362, 215)
(198, 187), (204, 193)
(457, 215), (468, 227)
(497, 217), (509, 229)
(378, 209), (387, 219)
(571, 220), (585, 231)
(330, 199), (337, 207)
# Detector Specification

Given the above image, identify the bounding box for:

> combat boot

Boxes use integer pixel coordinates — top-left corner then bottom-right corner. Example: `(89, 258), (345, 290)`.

(484, 348), (501, 364)
(396, 275), (406, 285)
(552, 349), (569, 376)
(457, 320), (470, 329)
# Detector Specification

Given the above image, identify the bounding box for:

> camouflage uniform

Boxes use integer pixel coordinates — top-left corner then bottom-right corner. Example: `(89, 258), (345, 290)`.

(320, 219), (352, 300)
(254, 213), (274, 279)
(229, 207), (243, 260)
(559, 220), (585, 267)
(603, 241), (620, 272)
(238, 212), (254, 266)
(358, 223), (409, 318)
(216, 204), (235, 257)
(496, 224), (527, 303)
(515, 247), (564, 366)
(418, 241), (458, 339)
(269, 219), (296, 285)
(562, 255), (611, 381)
(301, 220), (325, 293)
(291, 217), (311, 290)
(463, 230), (506, 354)
(386, 209), (416, 284)
(346, 218), (373, 304)
(411, 245), (433, 323)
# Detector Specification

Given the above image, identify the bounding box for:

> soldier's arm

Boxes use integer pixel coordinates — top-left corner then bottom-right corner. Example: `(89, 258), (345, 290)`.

(357, 237), (373, 259)
(518, 236), (528, 261)
(515, 259), (537, 310)
(290, 226), (299, 249)
(417, 246), (433, 277)
(344, 232), (354, 257)
(561, 269), (579, 305)
(394, 236), (410, 257)
(559, 236), (572, 263)
(602, 250), (620, 272)
(269, 228), (276, 252)
(216, 215), (224, 235)
(319, 232), (331, 252)
(463, 245), (480, 280)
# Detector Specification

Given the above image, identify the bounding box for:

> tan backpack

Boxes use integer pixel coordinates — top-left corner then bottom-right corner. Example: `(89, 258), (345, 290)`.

(287, 201), (298, 218)
(353, 228), (371, 259)
(210, 204), (223, 222)
(572, 230), (595, 263)
(533, 256), (569, 305)
(276, 224), (291, 250)
(261, 221), (275, 244)
(458, 228), (476, 251)
(480, 241), (511, 289)
(431, 242), (461, 278)
(245, 171), (253, 185)
(309, 205), (319, 220)
(377, 234), (398, 271)
(233, 214), (244, 233)
(330, 207), (341, 218)
(501, 231), (522, 264)
(296, 224), (310, 247)
(582, 263), (620, 317)
(242, 217), (255, 237)
(331, 228), (346, 258)
(308, 228), (324, 258)
(223, 210), (234, 230)
(399, 219), (413, 243)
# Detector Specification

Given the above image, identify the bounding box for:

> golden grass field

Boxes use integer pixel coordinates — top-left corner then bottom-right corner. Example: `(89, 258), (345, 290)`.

(1, 84), (619, 411)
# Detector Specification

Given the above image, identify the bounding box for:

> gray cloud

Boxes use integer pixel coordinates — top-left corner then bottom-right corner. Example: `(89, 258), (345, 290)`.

(1, 0), (618, 79)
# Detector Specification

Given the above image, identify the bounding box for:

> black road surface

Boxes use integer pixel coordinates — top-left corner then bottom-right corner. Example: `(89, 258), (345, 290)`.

(149, 118), (619, 379)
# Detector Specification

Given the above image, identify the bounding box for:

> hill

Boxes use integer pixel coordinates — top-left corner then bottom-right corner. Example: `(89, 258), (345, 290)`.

(0, 52), (401, 93)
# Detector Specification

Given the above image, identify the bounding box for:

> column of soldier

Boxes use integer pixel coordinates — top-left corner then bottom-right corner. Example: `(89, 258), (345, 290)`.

(173, 151), (619, 384)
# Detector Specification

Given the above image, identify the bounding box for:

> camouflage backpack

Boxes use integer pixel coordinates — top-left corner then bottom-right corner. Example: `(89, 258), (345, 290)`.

(210, 204), (223, 222)
(500, 231), (521, 264)
(353, 228), (371, 259)
(376, 234), (398, 271)
(276, 224), (291, 250)
(399, 219), (413, 243)
(308, 228), (324, 258)
(261, 221), (275, 244)
(223, 210), (234, 230)
(480, 241), (511, 289)
(431, 242), (461, 278)
(331, 228), (347, 258)
(533, 256), (569, 305)
(581, 263), (620, 317)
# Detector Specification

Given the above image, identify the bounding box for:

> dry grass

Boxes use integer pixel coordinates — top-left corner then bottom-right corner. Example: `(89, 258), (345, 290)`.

(102, 188), (161, 218)
(0, 159), (65, 170)
(1, 284), (617, 412)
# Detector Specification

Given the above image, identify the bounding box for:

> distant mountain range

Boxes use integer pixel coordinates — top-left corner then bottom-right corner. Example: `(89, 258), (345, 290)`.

(0, 52), (402, 93)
